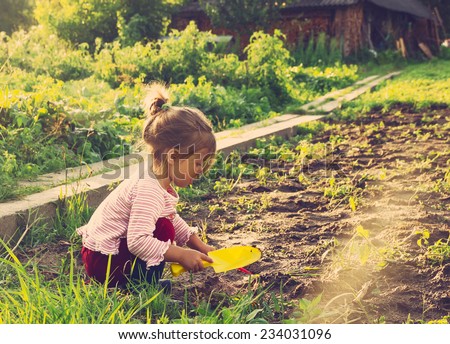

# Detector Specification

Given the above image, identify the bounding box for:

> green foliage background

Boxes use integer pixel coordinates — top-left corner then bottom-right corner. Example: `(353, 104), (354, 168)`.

(34, 0), (184, 47)
(0, 0), (35, 34)
(0, 0), (367, 202)
(199, 0), (286, 33)
(0, 20), (360, 201)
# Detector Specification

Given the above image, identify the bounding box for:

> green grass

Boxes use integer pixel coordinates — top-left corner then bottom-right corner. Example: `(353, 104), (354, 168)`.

(0, 244), (170, 324)
(0, 240), (288, 324)
(336, 59), (450, 120)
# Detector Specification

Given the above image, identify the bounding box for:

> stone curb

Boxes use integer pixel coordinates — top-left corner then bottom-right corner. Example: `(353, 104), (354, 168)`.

(0, 72), (400, 242)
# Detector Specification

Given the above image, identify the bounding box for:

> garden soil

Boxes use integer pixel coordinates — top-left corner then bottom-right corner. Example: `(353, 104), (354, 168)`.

(174, 107), (450, 323)
(18, 107), (450, 323)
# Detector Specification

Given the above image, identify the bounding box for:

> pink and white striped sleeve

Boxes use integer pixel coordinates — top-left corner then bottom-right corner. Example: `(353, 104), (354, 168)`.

(126, 180), (170, 268)
(172, 214), (198, 246)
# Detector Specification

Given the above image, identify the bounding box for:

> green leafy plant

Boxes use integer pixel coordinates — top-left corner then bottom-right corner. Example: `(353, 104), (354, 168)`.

(174, 280), (279, 324)
(213, 177), (241, 196)
(293, 32), (343, 67)
(415, 229), (430, 248)
(200, 0), (284, 34)
(243, 29), (294, 108)
(287, 294), (324, 323)
(424, 234), (450, 266)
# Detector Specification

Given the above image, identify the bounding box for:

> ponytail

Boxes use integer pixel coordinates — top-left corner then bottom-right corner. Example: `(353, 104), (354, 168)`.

(143, 82), (170, 117)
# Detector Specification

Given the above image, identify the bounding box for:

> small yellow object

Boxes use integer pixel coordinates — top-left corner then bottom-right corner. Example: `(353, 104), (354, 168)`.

(170, 246), (261, 277)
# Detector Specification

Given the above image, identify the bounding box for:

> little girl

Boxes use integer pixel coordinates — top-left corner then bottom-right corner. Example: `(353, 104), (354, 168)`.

(77, 83), (216, 289)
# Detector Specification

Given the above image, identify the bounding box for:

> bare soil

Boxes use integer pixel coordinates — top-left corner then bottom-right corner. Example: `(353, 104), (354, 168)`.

(174, 107), (450, 323)
(16, 107), (450, 323)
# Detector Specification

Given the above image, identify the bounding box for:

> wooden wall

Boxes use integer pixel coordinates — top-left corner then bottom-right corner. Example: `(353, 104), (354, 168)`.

(170, 3), (436, 57)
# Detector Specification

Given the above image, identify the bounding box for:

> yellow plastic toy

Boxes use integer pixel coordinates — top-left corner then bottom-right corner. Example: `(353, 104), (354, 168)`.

(170, 245), (261, 277)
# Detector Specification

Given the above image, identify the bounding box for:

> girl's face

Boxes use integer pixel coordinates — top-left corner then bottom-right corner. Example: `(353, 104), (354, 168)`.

(169, 148), (211, 188)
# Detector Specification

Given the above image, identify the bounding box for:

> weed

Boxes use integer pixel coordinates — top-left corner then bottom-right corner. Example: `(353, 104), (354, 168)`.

(177, 179), (212, 201)
(323, 177), (355, 200)
(349, 196), (357, 212)
(190, 204), (201, 213)
(208, 203), (224, 218)
(423, 234), (450, 266)
(415, 229), (430, 248)
(213, 176), (241, 196)
(434, 165), (450, 193)
(325, 225), (391, 276)
(259, 194), (273, 212)
(197, 220), (209, 244)
(235, 196), (257, 213)
(287, 294), (324, 323)
(255, 167), (270, 186)
(174, 279), (282, 324)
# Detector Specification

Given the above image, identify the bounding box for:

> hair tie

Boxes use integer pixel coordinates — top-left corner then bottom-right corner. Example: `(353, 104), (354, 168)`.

(149, 98), (167, 116)
(153, 98), (165, 109)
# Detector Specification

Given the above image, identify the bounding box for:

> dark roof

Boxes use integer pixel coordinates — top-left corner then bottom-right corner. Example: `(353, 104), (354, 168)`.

(286, 0), (359, 7)
(286, 0), (432, 19)
(179, 0), (432, 19)
(368, 0), (432, 19)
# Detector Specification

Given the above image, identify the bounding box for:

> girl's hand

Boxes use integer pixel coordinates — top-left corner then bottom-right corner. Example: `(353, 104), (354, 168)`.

(202, 244), (215, 254)
(187, 233), (216, 255)
(179, 248), (213, 273)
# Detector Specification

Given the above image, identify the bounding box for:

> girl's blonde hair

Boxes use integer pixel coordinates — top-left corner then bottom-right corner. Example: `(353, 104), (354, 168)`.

(142, 82), (216, 172)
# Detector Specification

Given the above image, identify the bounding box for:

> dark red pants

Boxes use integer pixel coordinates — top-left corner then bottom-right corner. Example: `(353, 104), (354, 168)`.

(80, 218), (175, 288)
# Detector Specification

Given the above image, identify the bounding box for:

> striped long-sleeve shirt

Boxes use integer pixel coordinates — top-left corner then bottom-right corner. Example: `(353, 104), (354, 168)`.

(76, 173), (197, 268)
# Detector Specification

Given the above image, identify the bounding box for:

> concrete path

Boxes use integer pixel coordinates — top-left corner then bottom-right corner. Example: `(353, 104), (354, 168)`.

(0, 72), (400, 242)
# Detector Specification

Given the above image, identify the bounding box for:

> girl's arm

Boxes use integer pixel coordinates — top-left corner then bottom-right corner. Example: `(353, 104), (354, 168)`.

(170, 215), (214, 271)
(164, 244), (213, 273)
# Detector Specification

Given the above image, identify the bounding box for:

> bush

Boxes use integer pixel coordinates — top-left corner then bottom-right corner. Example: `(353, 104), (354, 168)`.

(171, 76), (271, 129)
(117, 0), (173, 47)
(293, 63), (359, 94)
(200, 53), (243, 87)
(35, 0), (176, 48)
(93, 40), (156, 87)
(293, 32), (343, 67)
(154, 21), (215, 83)
(439, 46), (450, 60)
(34, 0), (120, 47)
(2, 26), (93, 81)
(94, 22), (215, 87)
(243, 29), (294, 109)
(0, 0), (35, 35)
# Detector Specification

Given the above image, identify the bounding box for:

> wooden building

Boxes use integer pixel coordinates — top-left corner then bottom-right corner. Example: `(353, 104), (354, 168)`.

(171, 0), (437, 57)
